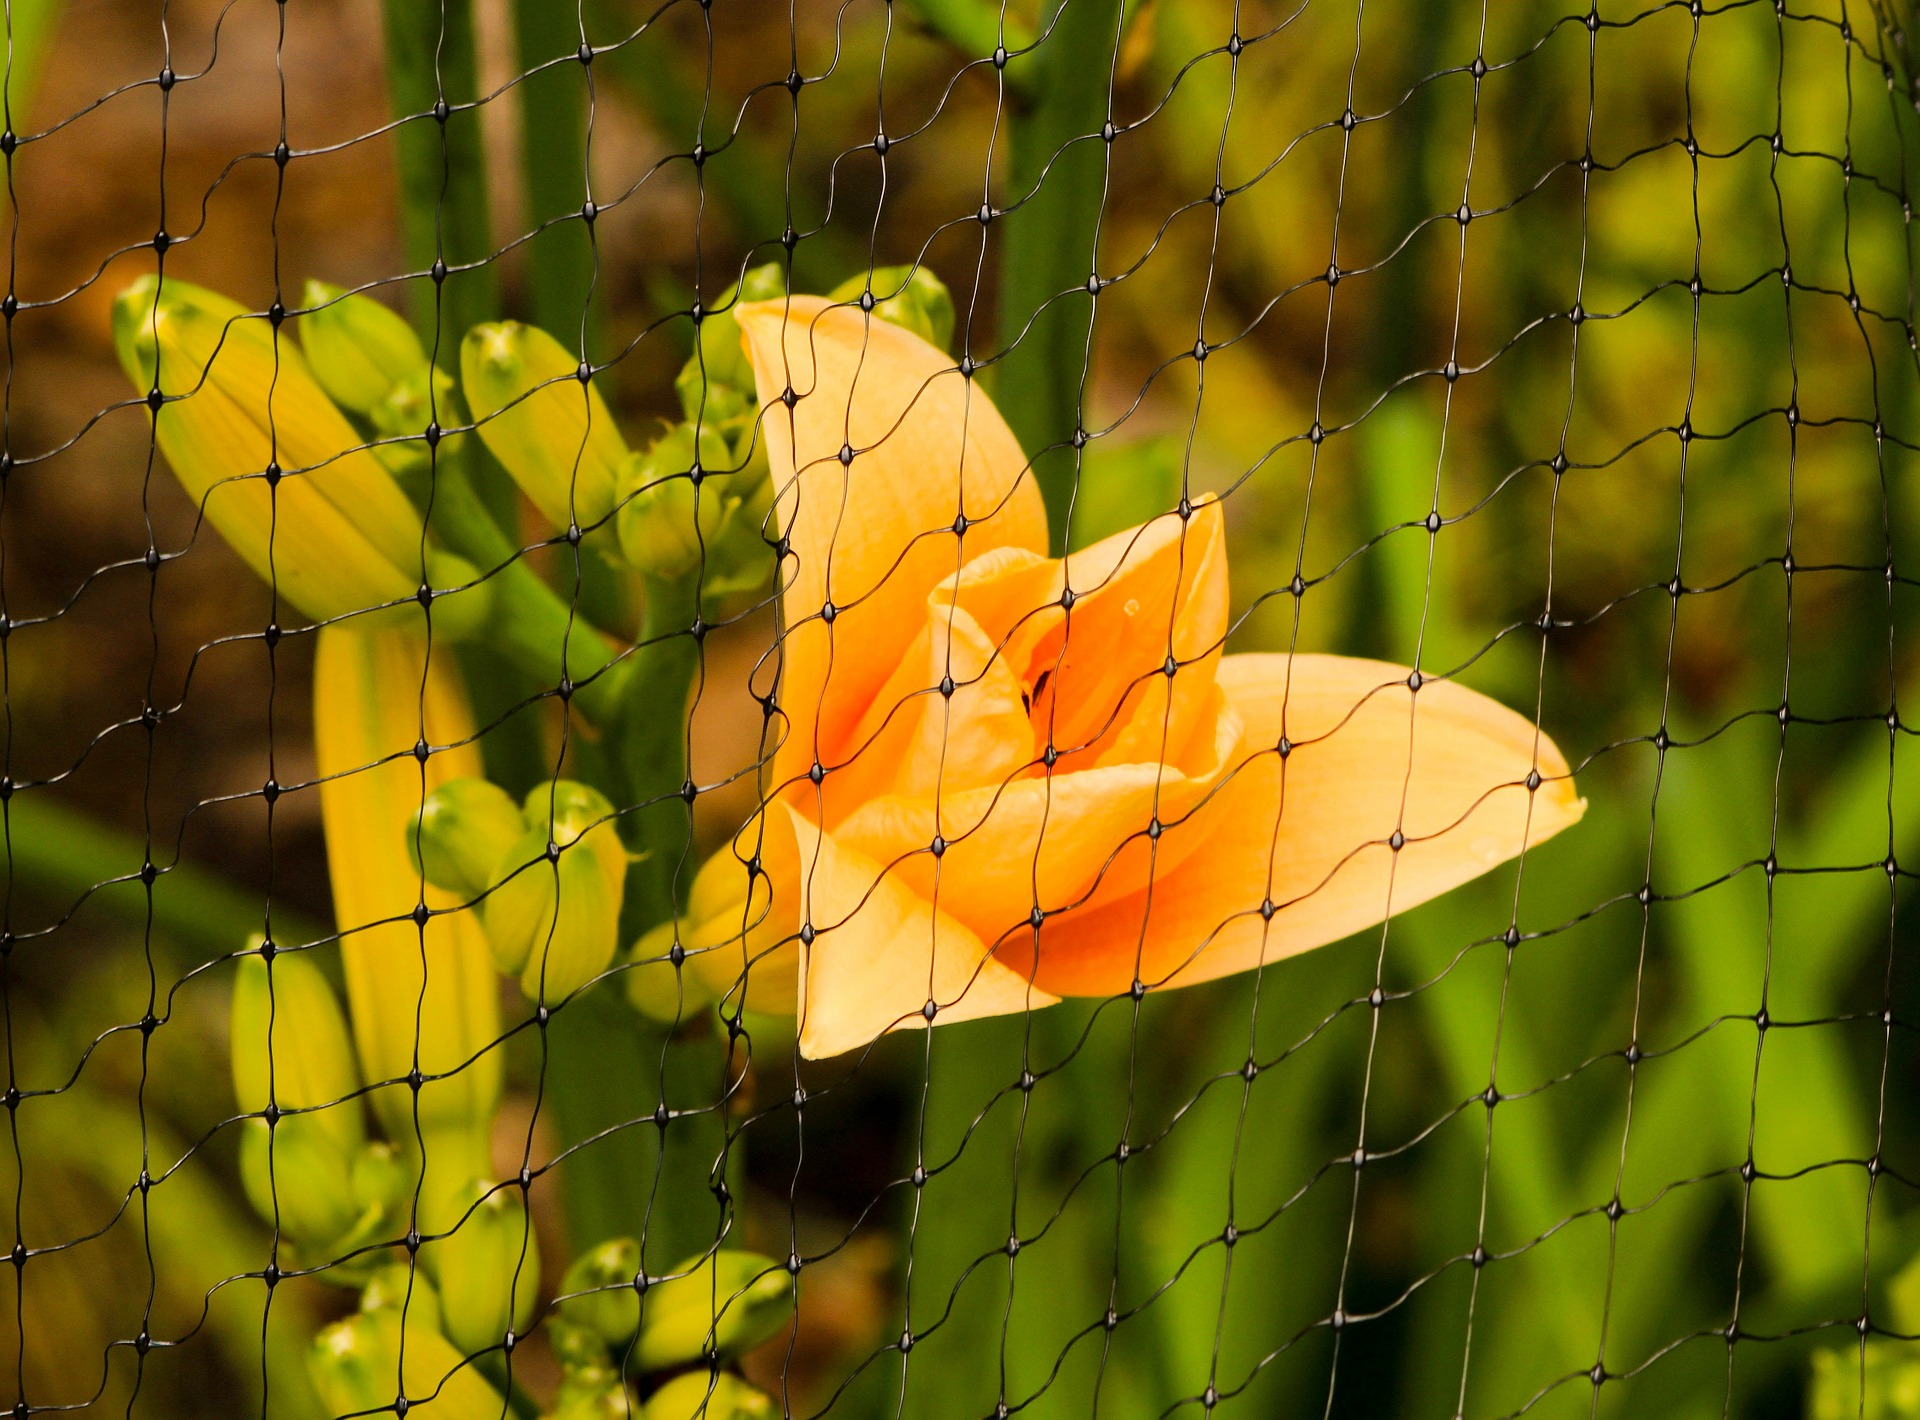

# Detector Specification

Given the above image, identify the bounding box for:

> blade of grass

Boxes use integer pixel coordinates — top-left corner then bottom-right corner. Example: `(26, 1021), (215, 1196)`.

(3, 792), (323, 952)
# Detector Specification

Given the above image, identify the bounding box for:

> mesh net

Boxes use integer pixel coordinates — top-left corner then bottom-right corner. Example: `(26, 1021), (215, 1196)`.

(0, 0), (1914, 1416)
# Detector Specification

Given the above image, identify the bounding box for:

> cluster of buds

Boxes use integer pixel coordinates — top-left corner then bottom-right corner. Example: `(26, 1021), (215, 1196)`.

(111, 277), (489, 635)
(230, 942), (537, 1358)
(547, 1238), (790, 1419)
(410, 775), (629, 1003)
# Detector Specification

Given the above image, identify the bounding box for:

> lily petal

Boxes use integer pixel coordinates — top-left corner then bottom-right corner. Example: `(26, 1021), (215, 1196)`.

(1011, 653), (1586, 996)
(781, 804), (1058, 1059)
(735, 297), (1048, 792)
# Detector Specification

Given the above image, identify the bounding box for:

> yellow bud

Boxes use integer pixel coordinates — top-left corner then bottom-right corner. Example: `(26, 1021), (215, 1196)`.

(559, 1236), (642, 1347)
(229, 946), (363, 1155)
(298, 280), (429, 416)
(421, 1178), (540, 1357)
(625, 922), (717, 1025)
(409, 777), (523, 900)
(678, 836), (799, 1017)
(635, 1251), (794, 1372)
(314, 625), (501, 1141)
(461, 321), (626, 531)
(826, 265), (955, 351)
(111, 275), (426, 625)
(642, 1372), (774, 1420)
(351, 1140), (412, 1220)
(484, 782), (626, 1001)
(237, 1116), (361, 1248)
(550, 1370), (634, 1420)
(361, 1262), (444, 1336)
(309, 1308), (505, 1420)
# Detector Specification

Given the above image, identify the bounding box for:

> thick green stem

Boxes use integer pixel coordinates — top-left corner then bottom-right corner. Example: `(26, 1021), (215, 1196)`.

(991, 0), (1124, 554)
(381, 0), (499, 359)
(541, 573), (707, 1259)
(511, 0), (599, 359)
(618, 575), (702, 929)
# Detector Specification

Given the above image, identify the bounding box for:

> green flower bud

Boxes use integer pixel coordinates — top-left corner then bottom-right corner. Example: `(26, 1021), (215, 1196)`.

(237, 1116), (360, 1247)
(675, 263), (787, 425)
(299, 280), (429, 416)
(559, 1236), (643, 1347)
(310, 1308), (505, 1419)
(635, 1251), (794, 1372)
(409, 777), (524, 900)
(361, 1262), (444, 1336)
(368, 364), (464, 479)
(548, 1318), (613, 1373)
(624, 922), (718, 1026)
(642, 1372), (774, 1420)
(615, 425), (734, 581)
(230, 947), (363, 1155)
(350, 1141), (412, 1222)
(485, 782), (626, 1001)
(422, 1179), (540, 1357)
(826, 265), (955, 351)
(550, 1368), (634, 1420)
(462, 321), (626, 532)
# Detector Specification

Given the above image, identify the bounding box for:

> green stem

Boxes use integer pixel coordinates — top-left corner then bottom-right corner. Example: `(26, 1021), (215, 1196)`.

(381, 0), (498, 355)
(511, 0), (600, 358)
(990, 0), (1124, 554)
(428, 458), (630, 710)
(541, 572), (706, 1260)
(619, 575), (702, 928)
(2, 793), (324, 952)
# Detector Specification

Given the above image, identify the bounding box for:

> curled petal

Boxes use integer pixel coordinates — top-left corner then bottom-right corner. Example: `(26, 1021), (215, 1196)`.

(735, 297), (1048, 791)
(1009, 654), (1586, 996)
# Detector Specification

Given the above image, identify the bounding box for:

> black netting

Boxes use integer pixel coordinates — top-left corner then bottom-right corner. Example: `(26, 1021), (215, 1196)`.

(0, 1), (1914, 1417)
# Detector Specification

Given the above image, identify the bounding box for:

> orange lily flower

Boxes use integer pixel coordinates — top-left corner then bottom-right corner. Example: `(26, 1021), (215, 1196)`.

(688, 296), (1584, 1059)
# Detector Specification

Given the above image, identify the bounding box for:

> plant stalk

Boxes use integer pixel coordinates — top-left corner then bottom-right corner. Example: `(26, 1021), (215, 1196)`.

(991, 0), (1124, 554)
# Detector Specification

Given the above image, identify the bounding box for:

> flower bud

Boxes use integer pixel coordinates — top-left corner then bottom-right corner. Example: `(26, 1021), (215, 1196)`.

(559, 1236), (643, 1347)
(230, 947), (363, 1155)
(484, 781), (626, 1001)
(635, 1251), (794, 1372)
(367, 364), (465, 480)
(642, 1372), (775, 1420)
(111, 275), (426, 625)
(237, 1116), (360, 1247)
(298, 280), (429, 416)
(461, 321), (626, 531)
(615, 425), (734, 581)
(826, 265), (955, 351)
(310, 1307), (505, 1420)
(408, 777), (523, 900)
(624, 922), (717, 1025)
(675, 263), (787, 426)
(550, 1369), (634, 1420)
(315, 625), (501, 1142)
(421, 1178), (540, 1358)
(361, 1261), (444, 1336)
